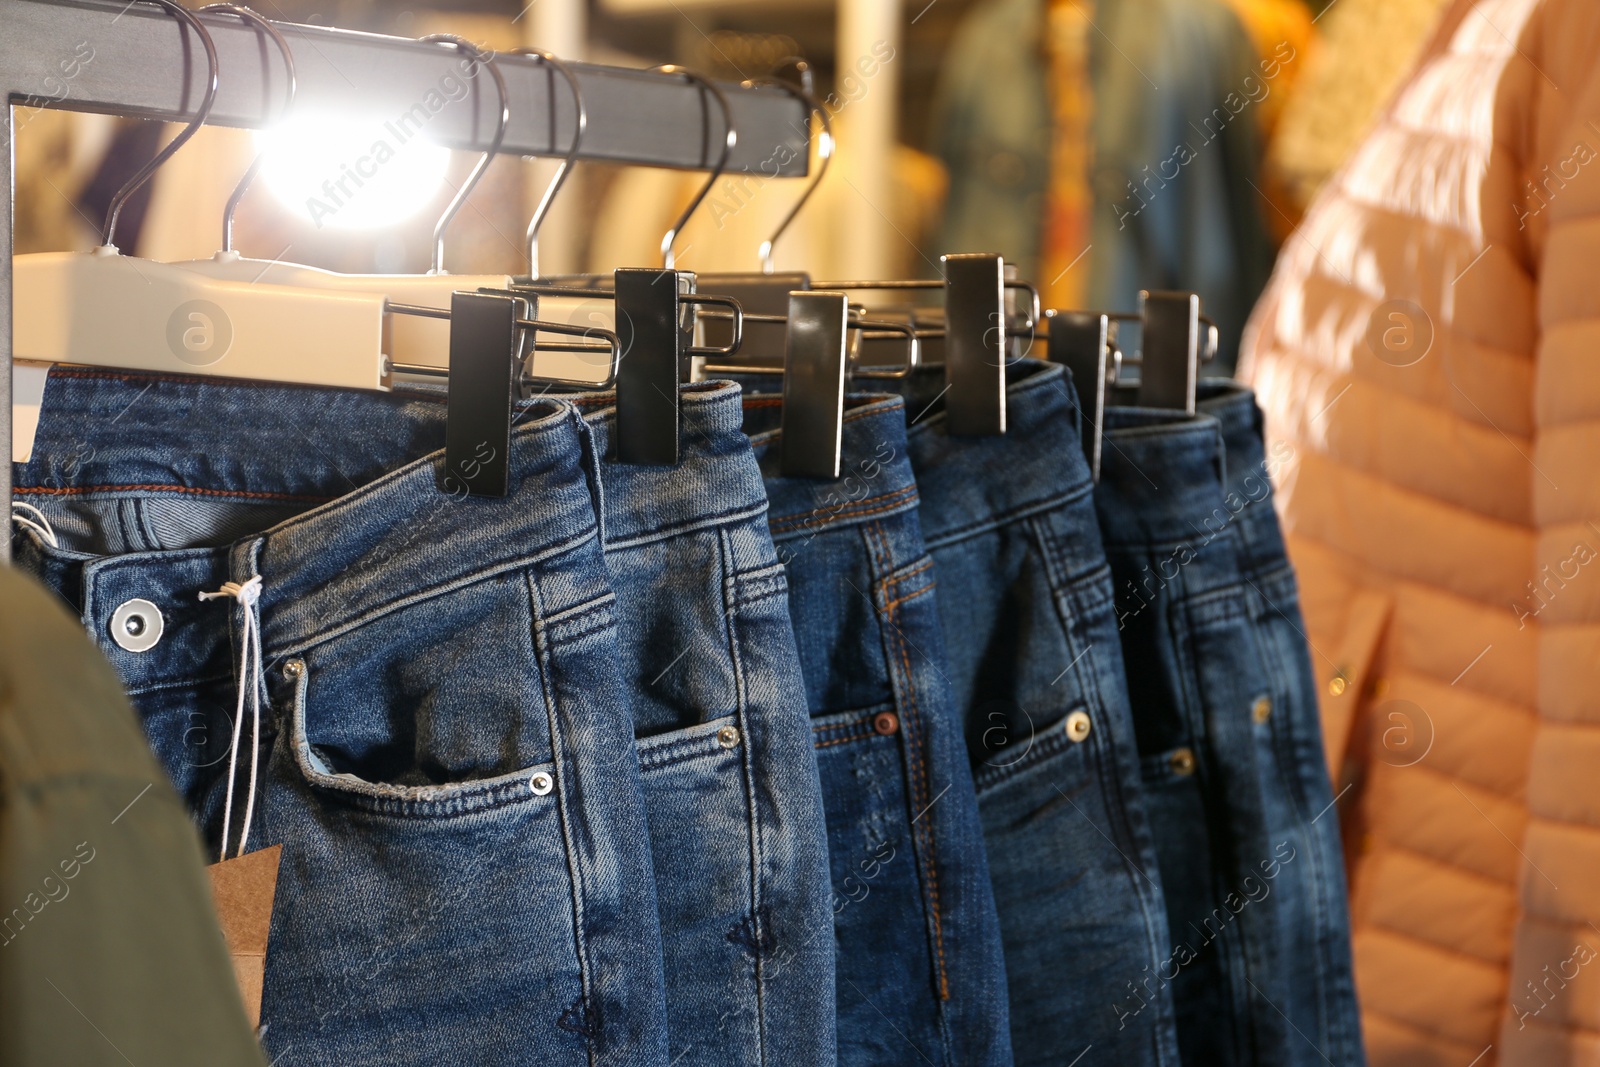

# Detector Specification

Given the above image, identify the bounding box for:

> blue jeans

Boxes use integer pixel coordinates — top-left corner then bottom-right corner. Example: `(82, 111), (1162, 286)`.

(1095, 402), (1291, 1066)
(576, 383), (837, 1067)
(1198, 382), (1364, 1066)
(12, 369), (672, 1066)
(893, 360), (1182, 1067)
(743, 392), (1013, 1067)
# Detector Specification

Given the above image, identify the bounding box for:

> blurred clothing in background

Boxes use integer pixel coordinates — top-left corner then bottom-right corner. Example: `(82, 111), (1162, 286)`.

(934, 0), (1302, 371)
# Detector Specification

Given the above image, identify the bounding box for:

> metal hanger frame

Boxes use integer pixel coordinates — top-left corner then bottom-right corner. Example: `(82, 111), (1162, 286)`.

(0, 0), (811, 557)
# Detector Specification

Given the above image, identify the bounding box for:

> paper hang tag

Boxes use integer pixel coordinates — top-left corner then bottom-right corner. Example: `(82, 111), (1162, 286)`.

(206, 843), (283, 1028)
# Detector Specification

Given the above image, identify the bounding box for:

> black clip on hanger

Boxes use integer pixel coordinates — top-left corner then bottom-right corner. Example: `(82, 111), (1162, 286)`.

(607, 65), (741, 466)
(1044, 309), (1112, 480)
(701, 295), (918, 478)
(1134, 290), (1201, 413)
(812, 257), (1039, 437)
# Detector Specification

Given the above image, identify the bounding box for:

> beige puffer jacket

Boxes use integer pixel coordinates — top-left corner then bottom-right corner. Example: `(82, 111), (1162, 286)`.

(1238, 1), (1600, 1064)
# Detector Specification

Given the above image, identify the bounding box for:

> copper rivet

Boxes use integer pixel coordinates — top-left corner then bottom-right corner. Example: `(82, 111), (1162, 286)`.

(1169, 748), (1197, 776)
(285, 658), (305, 678)
(873, 712), (900, 736)
(717, 725), (741, 748)
(1328, 668), (1350, 697)
(1252, 697), (1272, 724)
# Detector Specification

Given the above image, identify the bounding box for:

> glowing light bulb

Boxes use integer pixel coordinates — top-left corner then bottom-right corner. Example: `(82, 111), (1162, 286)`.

(256, 115), (451, 231)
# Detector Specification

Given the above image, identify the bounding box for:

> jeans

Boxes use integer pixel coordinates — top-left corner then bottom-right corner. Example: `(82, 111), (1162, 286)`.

(1198, 382), (1365, 1066)
(1095, 402), (1291, 1066)
(893, 360), (1182, 1067)
(12, 369), (672, 1066)
(576, 382), (837, 1067)
(743, 392), (1013, 1067)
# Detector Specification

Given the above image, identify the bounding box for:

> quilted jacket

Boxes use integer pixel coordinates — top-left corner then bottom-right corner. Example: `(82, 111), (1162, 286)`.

(1237, 1), (1600, 1063)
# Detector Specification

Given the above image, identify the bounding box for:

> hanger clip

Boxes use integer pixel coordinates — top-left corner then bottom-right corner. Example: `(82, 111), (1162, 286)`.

(1136, 290), (1200, 413)
(778, 291), (850, 479)
(1046, 310), (1111, 481)
(942, 253), (1008, 436)
(443, 290), (526, 498)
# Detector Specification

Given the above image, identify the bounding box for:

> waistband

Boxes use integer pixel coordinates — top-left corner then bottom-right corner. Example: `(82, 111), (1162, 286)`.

(569, 380), (772, 553)
(1096, 403), (1230, 549)
(742, 395), (920, 543)
(898, 360), (1092, 549)
(14, 369), (610, 681)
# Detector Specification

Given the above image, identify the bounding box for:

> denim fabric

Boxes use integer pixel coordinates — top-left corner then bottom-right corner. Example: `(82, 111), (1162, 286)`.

(1094, 403), (1291, 1067)
(1197, 382), (1364, 1066)
(741, 393), (1012, 1067)
(890, 360), (1181, 1067)
(12, 368), (671, 1067)
(574, 383), (836, 1067)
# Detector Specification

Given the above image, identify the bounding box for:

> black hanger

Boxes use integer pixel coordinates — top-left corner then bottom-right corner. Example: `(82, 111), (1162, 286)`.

(1045, 309), (1112, 480)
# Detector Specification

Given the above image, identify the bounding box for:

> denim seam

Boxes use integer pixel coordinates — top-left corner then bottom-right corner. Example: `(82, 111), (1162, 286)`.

(903, 362), (1068, 440)
(261, 528), (600, 659)
(16, 483), (335, 504)
(541, 593), (619, 641)
(602, 499), (770, 552)
(635, 730), (738, 771)
(767, 483), (919, 536)
(1250, 597), (1344, 1056)
(718, 524), (768, 1067)
(921, 481), (1092, 551)
(121, 670), (235, 698)
(526, 570), (600, 1063)
(812, 728), (878, 750)
(1165, 603), (1266, 1057)
(865, 521), (951, 1004)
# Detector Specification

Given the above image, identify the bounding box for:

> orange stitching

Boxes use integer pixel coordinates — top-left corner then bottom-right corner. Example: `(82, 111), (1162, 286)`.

(881, 558), (934, 589)
(813, 731), (876, 750)
(768, 484), (918, 534)
(866, 520), (949, 999)
(881, 580), (936, 616)
(17, 483), (331, 503)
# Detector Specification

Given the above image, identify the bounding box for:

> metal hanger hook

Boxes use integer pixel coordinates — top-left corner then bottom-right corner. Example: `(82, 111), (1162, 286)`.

(650, 65), (735, 270)
(742, 64), (832, 275)
(197, 4), (296, 255)
(509, 48), (586, 280)
(101, 0), (221, 249)
(419, 35), (509, 275)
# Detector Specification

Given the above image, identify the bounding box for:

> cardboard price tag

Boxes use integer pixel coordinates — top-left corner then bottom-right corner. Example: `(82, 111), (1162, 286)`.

(206, 844), (282, 1027)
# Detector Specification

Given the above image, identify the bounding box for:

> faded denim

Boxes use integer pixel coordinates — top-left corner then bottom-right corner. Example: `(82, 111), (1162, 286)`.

(12, 368), (671, 1067)
(890, 360), (1182, 1067)
(1198, 381), (1364, 1066)
(1094, 401), (1291, 1066)
(576, 383), (837, 1067)
(742, 392), (1013, 1067)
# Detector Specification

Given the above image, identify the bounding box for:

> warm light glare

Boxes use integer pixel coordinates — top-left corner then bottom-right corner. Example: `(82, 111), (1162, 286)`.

(256, 116), (450, 231)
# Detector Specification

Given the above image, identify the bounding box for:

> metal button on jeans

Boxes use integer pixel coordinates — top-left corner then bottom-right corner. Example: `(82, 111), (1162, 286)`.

(716, 725), (741, 749)
(528, 772), (553, 796)
(110, 599), (164, 652)
(1251, 696), (1273, 724)
(1064, 710), (1092, 742)
(1168, 747), (1197, 776)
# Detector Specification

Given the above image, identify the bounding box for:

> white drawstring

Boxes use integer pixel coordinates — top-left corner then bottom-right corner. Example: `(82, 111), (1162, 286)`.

(199, 574), (265, 862)
(10, 501), (59, 548)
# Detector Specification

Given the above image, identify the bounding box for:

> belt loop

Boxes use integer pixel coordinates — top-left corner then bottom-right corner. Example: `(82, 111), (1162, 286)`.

(571, 403), (608, 549)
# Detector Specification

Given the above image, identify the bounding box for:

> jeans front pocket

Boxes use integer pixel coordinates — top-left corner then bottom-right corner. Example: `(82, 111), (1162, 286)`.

(255, 578), (630, 1067)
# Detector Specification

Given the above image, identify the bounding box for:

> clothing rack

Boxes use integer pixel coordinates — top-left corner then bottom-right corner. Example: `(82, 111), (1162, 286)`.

(0, 0), (813, 562)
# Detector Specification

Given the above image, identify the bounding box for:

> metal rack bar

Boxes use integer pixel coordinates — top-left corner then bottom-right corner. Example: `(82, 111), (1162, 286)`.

(0, 0), (811, 170)
(2, 0), (814, 562)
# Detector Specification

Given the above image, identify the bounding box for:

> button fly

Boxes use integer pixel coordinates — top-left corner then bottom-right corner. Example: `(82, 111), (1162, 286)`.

(110, 599), (164, 652)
